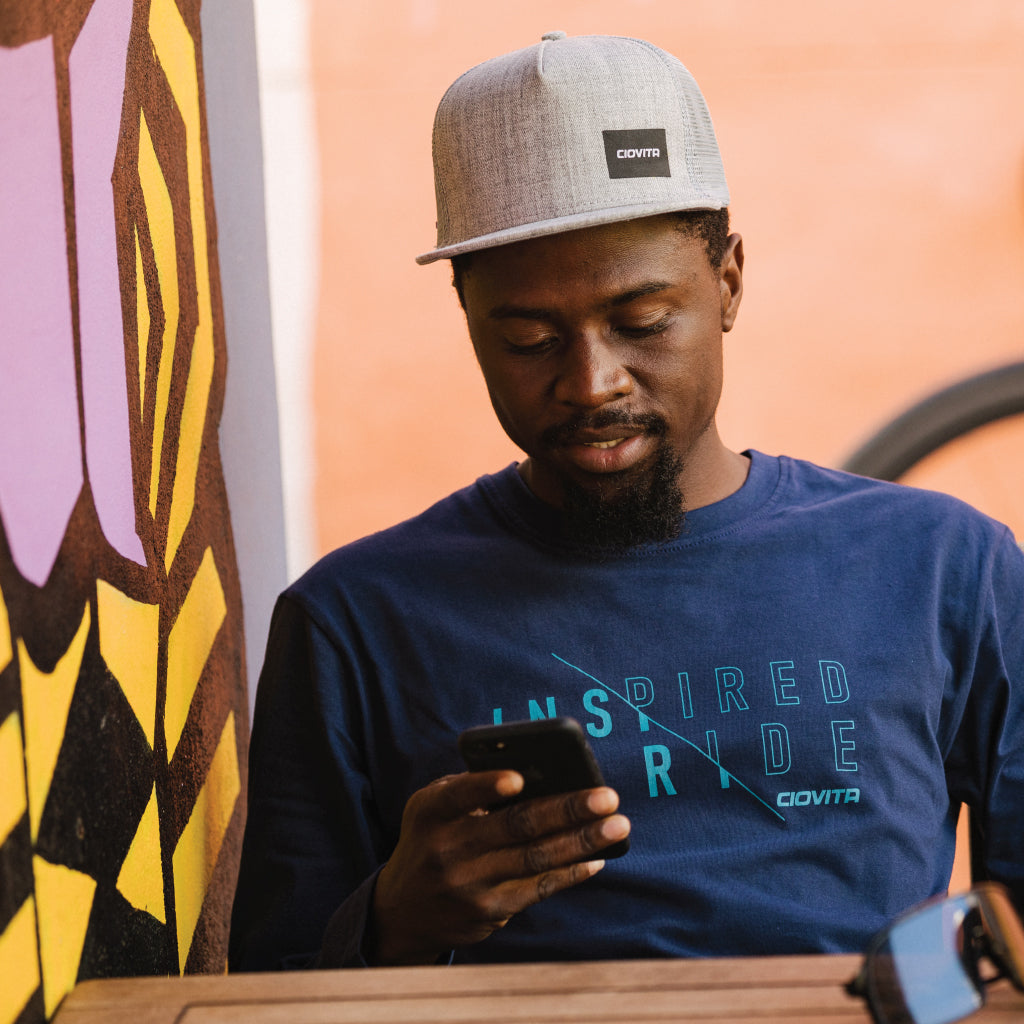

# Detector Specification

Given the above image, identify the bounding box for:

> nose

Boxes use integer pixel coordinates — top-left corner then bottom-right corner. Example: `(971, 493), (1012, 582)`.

(552, 332), (633, 409)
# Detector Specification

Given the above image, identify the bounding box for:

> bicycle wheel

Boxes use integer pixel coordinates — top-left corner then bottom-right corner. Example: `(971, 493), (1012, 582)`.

(843, 362), (1024, 481)
(842, 361), (1024, 482)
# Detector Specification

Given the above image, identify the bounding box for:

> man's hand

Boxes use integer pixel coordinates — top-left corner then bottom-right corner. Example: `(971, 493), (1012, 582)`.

(369, 770), (630, 965)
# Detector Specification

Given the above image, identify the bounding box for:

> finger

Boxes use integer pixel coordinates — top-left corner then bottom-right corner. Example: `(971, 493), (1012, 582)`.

(535, 857), (606, 902)
(486, 857), (608, 921)
(409, 770), (524, 824)
(516, 813), (630, 875)
(465, 808), (628, 887)
(498, 786), (620, 844)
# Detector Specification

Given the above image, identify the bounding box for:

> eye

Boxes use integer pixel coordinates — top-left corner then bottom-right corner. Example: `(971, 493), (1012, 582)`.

(615, 316), (672, 340)
(503, 330), (559, 353)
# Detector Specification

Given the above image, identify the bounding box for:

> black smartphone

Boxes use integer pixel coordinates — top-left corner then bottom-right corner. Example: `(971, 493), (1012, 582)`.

(458, 716), (629, 858)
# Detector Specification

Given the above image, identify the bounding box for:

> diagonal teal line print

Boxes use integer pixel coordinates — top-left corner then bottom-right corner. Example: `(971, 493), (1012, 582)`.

(551, 653), (786, 824)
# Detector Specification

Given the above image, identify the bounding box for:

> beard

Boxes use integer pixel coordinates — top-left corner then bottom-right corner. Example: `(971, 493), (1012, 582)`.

(542, 412), (686, 555)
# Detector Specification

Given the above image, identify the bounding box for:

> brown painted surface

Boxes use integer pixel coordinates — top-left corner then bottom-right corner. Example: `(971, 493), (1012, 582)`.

(1, 1), (248, 1020)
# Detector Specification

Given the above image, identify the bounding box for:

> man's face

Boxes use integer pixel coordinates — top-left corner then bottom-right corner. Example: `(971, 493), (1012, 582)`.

(460, 214), (744, 543)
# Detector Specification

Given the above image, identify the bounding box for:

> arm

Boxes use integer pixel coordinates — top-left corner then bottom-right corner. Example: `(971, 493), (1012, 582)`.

(945, 529), (1024, 908)
(229, 595), (386, 969)
(229, 595), (630, 969)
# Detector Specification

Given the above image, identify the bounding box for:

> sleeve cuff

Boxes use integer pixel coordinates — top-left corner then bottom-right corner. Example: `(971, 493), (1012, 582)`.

(314, 870), (380, 968)
(314, 869), (456, 968)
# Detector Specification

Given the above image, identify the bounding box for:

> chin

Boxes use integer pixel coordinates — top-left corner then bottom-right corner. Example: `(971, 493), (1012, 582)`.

(558, 446), (686, 553)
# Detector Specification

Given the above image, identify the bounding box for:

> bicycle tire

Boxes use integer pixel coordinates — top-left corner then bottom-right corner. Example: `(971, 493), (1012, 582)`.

(842, 361), (1024, 481)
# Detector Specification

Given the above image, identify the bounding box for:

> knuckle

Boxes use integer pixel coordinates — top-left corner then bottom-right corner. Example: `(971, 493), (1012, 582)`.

(523, 841), (553, 875)
(579, 823), (606, 855)
(404, 778), (447, 823)
(422, 844), (452, 875)
(560, 791), (588, 826)
(431, 776), (466, 818)
(474, 890), (513, 929)
(503, 800), (538, 843)
(401, 787), (427, 823)
(536, 871), (559, 902)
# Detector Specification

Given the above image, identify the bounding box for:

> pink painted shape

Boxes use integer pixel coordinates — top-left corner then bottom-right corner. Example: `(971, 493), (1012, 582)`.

(70, 0), (145, 565)
(0, 39), (85, 587)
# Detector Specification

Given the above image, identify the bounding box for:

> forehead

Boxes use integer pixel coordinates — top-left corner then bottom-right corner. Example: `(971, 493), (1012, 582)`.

(459, 214), (713, 316)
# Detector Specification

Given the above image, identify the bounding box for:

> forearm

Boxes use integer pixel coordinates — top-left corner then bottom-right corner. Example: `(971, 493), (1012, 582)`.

(230, 595), (387, 970)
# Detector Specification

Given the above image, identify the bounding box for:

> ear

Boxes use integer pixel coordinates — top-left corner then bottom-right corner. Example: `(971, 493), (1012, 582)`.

(719, 233), (744, 333)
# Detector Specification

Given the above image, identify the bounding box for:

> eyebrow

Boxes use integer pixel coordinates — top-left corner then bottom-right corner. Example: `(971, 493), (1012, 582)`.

(487, 281), (675, 322)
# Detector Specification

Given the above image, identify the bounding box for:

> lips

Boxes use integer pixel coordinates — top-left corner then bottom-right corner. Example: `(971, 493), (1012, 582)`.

(540, 412), (667, 476)
(543, 410), (665, 447)
(572, 427), (637, 449)
(560, 432), (650, 475)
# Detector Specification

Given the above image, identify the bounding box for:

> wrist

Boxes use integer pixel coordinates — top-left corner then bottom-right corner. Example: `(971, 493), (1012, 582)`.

(368, 866), (445, 966)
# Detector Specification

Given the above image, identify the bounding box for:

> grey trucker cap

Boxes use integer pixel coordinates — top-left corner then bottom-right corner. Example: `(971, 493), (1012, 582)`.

(416, 31), (729, 265)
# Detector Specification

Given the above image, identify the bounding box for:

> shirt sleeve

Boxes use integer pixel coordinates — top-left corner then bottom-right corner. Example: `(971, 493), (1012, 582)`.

(228, 594), (388, 970)
(945, 528), (1024, 909)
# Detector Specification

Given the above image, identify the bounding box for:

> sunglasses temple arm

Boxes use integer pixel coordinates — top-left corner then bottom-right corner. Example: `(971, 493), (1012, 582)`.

(845, 967), (869, 998)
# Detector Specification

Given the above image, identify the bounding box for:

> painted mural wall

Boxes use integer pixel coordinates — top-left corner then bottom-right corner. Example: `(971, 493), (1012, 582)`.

(0, 1), (251, 1020)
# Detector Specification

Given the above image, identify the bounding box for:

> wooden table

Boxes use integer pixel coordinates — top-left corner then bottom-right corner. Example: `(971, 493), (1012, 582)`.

(51, 955), (1024, 1023)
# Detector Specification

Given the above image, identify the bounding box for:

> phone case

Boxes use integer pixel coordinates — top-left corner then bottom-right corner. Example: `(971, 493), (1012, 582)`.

(458, 716), (629, 857)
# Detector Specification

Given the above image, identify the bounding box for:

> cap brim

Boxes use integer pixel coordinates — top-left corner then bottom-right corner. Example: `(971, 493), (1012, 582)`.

(415, 196), (728, 264)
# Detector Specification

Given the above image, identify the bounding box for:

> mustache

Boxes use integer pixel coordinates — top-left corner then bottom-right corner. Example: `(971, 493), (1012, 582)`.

(541, 409), (669, 448)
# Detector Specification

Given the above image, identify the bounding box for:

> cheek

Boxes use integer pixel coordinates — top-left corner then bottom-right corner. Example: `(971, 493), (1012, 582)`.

(689, 349), (725, 427)
(474, 348), (544, 418)
(696, 340), (724, 393)
(653, 338), (724, 421)
(478, 369), (540, 450)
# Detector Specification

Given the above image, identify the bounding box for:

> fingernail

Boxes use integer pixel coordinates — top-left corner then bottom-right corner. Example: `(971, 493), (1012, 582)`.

(495, 772), (523, 797)
(587, 789), (617, 815)
(601, 815), (630, 840)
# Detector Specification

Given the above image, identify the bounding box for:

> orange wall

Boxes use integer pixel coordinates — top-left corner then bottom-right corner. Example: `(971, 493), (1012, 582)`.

(309, 1), (1024, 553)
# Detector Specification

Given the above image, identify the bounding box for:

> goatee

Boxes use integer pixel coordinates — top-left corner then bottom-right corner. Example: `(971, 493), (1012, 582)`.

(558, 440), (686, 556)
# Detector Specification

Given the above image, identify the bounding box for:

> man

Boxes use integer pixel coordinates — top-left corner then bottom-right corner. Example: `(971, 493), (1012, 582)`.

(229, 32), (1024, 970)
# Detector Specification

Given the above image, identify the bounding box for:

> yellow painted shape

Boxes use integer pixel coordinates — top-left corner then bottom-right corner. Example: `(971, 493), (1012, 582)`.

(116, 785), (166, 924)
(96, 580), (160, 749)
(166, 302), (215, 573)
(172, 711), (239, 973)
(134, 225), (150, 417)
(137, 109), (179, 520)
(0, 712), (26, 847)
(165, 548), (225, 759)
(150, 0), (215, 572)
(20, 604), (90, 841)
(0, 580), (11, 673)
(33, 856), (97, 1018)
(0, 897), (41, 1024)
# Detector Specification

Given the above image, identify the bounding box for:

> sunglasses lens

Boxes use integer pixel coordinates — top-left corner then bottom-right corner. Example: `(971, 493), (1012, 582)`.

(867, 896), (984, 1024)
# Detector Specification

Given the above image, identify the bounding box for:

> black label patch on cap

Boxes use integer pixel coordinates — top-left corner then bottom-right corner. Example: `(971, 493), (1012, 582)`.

(603, 129), (670, 179)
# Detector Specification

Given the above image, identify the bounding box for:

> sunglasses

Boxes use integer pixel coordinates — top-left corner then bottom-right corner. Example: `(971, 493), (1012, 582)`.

(847, 883), (1024, 1024)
